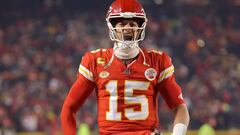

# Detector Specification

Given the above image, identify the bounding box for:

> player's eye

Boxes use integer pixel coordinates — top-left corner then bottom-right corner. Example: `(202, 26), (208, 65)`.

(130, 22), (138, 27)
(115, 21), (138, 27)
(115, 22), (124, 27)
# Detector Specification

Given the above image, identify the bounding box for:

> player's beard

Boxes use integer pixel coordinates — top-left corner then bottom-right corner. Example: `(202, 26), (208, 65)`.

(113, 42), (140, 60)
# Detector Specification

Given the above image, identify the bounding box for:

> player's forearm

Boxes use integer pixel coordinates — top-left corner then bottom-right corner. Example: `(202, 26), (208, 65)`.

(172, 104), (190, 135)
(61, 96), (80, 135)
(60, 77), (94, 135)
(173, 104), (189, 126)
(61, 105), (77, 135)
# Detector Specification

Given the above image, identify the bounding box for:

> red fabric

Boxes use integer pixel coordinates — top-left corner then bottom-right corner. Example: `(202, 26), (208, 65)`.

(100, 130), (152, 135)
(157, 75), (184, 109)
(61, 48), (185, 135)
(60, 75), (95, 135)
(157, 52), (184, 109)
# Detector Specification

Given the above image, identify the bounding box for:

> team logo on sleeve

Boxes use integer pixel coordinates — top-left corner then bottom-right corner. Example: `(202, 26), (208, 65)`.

(144, 68), (157, 81)
(99, 71), (110, 78)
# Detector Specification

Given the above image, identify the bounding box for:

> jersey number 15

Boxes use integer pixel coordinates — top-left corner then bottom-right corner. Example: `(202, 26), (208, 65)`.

(105, 80), (150, 121)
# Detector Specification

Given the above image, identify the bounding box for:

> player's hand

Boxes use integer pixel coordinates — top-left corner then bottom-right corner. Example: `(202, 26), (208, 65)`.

(151, 129), (163, 135)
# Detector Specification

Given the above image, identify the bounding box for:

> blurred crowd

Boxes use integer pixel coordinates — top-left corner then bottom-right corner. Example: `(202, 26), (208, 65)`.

(0, 0), (240, 134)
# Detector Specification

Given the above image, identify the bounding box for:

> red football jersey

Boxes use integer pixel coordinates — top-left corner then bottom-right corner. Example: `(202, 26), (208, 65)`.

(64, 48), (184, 135)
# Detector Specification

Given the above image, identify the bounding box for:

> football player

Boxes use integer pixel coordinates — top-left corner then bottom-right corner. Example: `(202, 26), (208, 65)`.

(60, 0), (190, 135)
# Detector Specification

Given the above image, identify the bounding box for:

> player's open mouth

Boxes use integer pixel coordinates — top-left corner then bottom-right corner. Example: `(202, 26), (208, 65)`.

(123, 35), (133, 40)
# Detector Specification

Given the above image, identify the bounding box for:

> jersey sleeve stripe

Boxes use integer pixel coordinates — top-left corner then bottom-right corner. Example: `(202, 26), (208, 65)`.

(158, 65), (174, 83)
(78, 64), (94, 81)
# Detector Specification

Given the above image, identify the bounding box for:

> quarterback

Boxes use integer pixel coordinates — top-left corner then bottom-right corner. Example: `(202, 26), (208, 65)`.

(60, 0), (190, 135)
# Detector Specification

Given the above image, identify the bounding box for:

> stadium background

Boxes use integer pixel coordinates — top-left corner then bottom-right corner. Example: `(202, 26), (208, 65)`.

(0, 0), (239, 135)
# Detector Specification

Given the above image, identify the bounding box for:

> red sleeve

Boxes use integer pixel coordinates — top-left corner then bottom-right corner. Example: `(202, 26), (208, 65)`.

(60, 52), (95, 135)
(156, 52), (185, 109)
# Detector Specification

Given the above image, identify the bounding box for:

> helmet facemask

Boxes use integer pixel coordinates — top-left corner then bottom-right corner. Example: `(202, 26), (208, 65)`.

(107, 14), (147, 49)
(105, 0), (147, 59)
